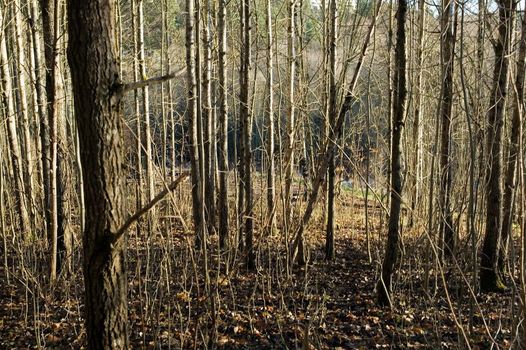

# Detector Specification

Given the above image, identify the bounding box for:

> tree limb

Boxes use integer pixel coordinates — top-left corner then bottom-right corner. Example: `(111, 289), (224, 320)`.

(122, 67), (185, 93)
(113, 172), (190, 243)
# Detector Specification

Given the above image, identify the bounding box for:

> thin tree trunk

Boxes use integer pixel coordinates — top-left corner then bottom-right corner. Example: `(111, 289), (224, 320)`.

(0, 8), (29, 234)
(265, 0), (276, 235)
(377, 0), (407, 307)
(500, 6), (526, 275)
(13, 0), (35, 227)
(67, 0), (128, 347)
(239, 0), (254, 269)
(439, 0), (456, 258)
(325, 0), (337, 261)
(217, 0), (229, 248)
(283, 0), (297, 237)
(187, 0), (204, 247)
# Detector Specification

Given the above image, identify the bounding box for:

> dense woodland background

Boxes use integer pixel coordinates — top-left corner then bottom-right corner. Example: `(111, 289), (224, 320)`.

(0, 0), (525, 348)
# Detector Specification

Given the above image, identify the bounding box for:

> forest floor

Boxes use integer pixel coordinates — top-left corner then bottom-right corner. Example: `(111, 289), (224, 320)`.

(0, 190), (521, 349)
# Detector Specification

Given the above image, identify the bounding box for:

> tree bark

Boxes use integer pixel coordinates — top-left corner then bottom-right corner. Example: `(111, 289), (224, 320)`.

(377, 0), (407, 307)
(265, 0), (276, 235)
(480, 0), (515, 293)
(0, 8), (30, 234)
(500, 6), (526, 275)
(438, 0), (456, 258)
(218, 0), (229, 248)
(67, 1), (128, 348)
(325, 0), (337, 261)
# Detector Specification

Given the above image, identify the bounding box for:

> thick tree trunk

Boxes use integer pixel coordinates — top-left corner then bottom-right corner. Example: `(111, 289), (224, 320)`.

(377, 0), (407, 307)
(480, 0), (515, 293)
(67, 1), (128, 348)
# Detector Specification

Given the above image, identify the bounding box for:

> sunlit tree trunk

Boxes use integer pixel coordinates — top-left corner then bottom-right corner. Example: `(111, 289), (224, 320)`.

(0, 8), (29, 234)
(187, 0), (205, 247)
(283, 0), (297, 237)
(13, 0), (36, 226)
(203, 0), (216, 234)
(265, 0), (276, 235)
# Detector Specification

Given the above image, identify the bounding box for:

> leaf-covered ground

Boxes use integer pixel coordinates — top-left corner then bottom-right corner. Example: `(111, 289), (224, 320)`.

(0, 193), (520, 349)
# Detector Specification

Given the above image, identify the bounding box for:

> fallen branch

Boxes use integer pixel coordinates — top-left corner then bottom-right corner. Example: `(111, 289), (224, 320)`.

(113, 172), (190, 243)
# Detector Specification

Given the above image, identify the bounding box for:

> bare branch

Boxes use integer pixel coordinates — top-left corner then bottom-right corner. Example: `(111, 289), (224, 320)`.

(113, 172), (190, 243)
(122, 67), (185, 93)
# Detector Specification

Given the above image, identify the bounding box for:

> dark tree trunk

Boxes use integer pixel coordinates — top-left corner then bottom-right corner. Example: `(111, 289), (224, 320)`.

(439, 0), (456, 258)
(67, 1), (128, 348)
(377, 0), (407, 307)
(218, 0), (229, 248)
(480, 0), (515, 293)
(500, 8), (526, 275)
(325, 0), (337, 261)
(187, 0), (205, 248)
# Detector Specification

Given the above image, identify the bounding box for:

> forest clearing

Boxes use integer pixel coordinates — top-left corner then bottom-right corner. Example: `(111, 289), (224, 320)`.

(0, 0), (525, 348)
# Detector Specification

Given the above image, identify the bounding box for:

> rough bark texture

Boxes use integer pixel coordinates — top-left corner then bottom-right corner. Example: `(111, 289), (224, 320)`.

(500, 8), (526, 274)
(67, 1), (128, 348)
(480, 0), (515, 293)
(377, 0), (407, 307)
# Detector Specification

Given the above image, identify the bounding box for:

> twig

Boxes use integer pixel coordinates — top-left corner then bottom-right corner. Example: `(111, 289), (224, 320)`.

(113, 172), (190, 243)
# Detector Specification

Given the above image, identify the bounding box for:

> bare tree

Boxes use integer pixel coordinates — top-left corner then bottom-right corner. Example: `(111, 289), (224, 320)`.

(325, 0), (337, 260)
(218, 0), (229, 248)
(377, 0), (407, 307)
(438, 0), (456, 258)
(480, 0), (516, 292)
(265, 0), (276, 235)
(500, 5), (526, 275)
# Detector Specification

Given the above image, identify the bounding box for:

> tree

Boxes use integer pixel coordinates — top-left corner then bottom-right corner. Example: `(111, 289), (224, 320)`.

(325, 0), (337, 260)
(239, 0), (255, 269)
(218, 0), (229, 248)
(500, 5), (526, 275)
(265, 0), (276, 236)
(67, 1), (128, 347)
(480, 0), (516, 292)
(438, 0), (456, 258)
(377, 0), (407, 307)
